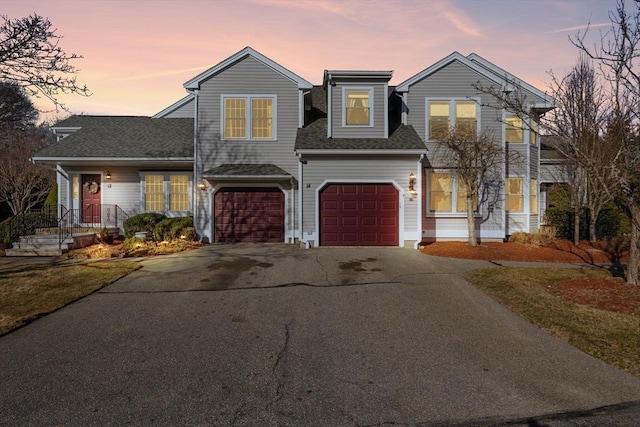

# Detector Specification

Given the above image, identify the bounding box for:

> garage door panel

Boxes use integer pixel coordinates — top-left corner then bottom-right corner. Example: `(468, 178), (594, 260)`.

(214, 188), (284, 243)
(320, 184), (398, 246)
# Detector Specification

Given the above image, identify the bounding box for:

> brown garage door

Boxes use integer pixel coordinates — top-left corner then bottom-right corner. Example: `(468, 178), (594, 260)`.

(214, 188), (284, 243)
(320, 184), (399, 246)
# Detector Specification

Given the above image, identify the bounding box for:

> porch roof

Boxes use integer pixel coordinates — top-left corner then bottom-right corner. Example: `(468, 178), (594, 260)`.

(202, 164), (293, 180)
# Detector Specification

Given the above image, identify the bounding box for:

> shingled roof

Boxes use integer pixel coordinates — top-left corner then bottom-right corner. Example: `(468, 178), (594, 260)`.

(295, 86), (426, 152)
(33, 116), (193, 159)
(203, 164), (292, 178)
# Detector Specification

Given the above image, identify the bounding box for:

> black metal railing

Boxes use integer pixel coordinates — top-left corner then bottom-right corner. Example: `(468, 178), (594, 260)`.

(58, 204), (129, 248)
(0, 205), (59, 245)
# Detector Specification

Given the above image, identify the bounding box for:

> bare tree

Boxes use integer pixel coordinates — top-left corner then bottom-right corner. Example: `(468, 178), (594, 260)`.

(0, 122), (55, 214)
(546, 56), (618, 244)
(572, 0), (640, 284)
(435, 128), (506, 246)
(0, 14), (90, 111)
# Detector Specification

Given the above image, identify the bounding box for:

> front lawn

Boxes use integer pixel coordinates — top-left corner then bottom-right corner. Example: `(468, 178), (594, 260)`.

(0, 260), (140, 336)
(465, 266), (640, 377)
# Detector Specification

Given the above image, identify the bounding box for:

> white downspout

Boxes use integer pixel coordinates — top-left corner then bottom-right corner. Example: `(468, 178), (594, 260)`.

(298, 154), (306, 248)
(192, 89), (202, 240)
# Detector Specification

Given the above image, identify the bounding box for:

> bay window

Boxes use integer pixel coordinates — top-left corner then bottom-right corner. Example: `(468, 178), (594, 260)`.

(505, 115), (524, 143)
(530, 179), (538, 214)
(506, 178), (524, 212)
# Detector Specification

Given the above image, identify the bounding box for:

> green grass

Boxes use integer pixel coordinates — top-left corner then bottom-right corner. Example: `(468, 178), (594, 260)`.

(465, 267), (640, 377)
(0, 260), (140, 336)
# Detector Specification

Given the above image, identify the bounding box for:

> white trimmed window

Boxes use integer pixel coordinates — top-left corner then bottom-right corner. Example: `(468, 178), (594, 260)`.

(145, 175), (165, 211)
(429, 171), (478, 213)
(222, 95), (276, 140)
(343, 87), (373, 126)
(505, 115), (524, 143)
(506, 178), (524, 213)
(170, 175), (189, 211)
(427, 99), (478, 140)
(530, 119), (537, 146)
(530, 179), (538, 214)
(143, 173), (192, 212)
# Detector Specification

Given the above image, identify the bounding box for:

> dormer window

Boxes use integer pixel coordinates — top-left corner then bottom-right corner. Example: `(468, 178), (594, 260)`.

(343, 87), (373, 126)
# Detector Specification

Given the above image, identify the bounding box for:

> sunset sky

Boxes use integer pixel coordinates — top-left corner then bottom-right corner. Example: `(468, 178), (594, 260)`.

(3, 0), (620, 122)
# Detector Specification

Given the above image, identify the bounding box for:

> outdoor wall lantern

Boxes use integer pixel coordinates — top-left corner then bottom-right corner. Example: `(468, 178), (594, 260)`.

(409, 172), (418, 201)
(105, 171), (112, 180)
(198, 181), (207, 191)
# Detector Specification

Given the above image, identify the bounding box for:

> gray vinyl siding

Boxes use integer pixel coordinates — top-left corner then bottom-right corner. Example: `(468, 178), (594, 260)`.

(300, 155), (421, 245)
(162, 98), (194, 118)
(540, 163), (570, 183)
(405, 61), (503, 149)
(196, 56), (300, 177)
(194, 56), (302, 240)
(330, 83), (386, 139)
(57, 167), (192, 220)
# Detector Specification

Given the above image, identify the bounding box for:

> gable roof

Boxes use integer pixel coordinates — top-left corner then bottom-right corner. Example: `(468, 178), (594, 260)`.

(183, 46), (313, 90)
(152, 94), (194, 118)
(395, 51), (504, 92)
(32, 116), (193, 161)
(466, 52), (555, 107)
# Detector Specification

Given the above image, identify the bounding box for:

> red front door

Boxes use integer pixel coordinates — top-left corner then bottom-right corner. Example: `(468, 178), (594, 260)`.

(81, 174), (101, 224)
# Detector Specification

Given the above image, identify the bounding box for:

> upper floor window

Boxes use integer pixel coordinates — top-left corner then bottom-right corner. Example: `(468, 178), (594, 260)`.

(343, 87), (373, 126)
(222, 95), (276, 140)
(427, 99), (478, 141)
(530, 119), (538, 146)
(505, 115), (524, 143)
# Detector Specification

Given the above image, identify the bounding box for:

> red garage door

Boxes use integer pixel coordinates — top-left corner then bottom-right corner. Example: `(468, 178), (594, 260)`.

(320, 184), (399, 246)
(214, 188), (285, 243)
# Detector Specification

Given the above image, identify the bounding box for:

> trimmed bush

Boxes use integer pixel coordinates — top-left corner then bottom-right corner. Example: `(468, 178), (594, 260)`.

(508, 227), (556, 247)
(123, 213), (166, 238)
(545, 207), (573, 240)
(153, 216), (198, 241)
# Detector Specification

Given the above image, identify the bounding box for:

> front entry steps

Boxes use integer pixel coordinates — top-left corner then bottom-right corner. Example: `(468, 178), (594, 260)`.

(5, 234), (74, 257)
(4, 228), (118, 257)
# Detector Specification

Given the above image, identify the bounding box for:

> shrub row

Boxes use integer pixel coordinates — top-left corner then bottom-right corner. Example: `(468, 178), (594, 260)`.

(544, 207), (623, 241)
(123, 213), (198, 241)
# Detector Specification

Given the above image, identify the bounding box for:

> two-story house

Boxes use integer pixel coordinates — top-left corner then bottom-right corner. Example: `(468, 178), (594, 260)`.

(32, 46), (554, 248)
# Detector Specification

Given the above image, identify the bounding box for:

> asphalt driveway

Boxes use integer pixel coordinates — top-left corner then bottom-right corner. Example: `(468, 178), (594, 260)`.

(1, 244), (639, 425)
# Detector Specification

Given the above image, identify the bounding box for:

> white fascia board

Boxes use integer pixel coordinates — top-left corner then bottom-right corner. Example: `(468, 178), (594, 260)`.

(294, 149), (427, 155)
(152, 94), (194, 118)
(31, 157), (193, 163)
(467, 53), (555, 105)
(201, 175), (292, 181)
(395, 51), (503, 92)
(325, 70), (393, 80)
(184, 46), (313, 90)
(51, 126), (81, 134)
